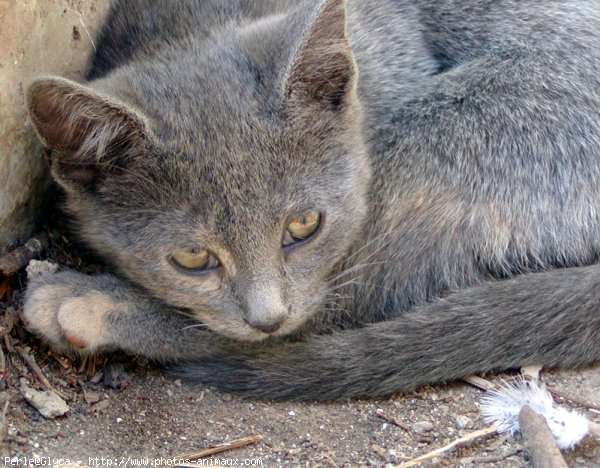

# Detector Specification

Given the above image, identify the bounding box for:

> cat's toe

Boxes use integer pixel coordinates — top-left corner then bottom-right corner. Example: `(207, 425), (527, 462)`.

(23, 282), (115, 355)
(55, 294), (113, 352)
(22, 283), (73, 352)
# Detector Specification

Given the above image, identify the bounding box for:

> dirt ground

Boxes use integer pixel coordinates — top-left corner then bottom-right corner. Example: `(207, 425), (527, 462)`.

(1, 219), (599, 467)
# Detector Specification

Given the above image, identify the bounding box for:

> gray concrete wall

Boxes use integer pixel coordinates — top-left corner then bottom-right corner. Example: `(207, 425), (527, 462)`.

(0, 0), (110, 254)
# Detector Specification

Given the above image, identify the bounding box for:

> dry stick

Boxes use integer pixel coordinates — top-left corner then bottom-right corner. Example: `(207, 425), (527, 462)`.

(465, 376), (600, 449)
(0, 232), (49, 275)
(375, 408), (411, 432)
(174, 434), (263, 460)
(467, 374), (600, 416)
(467, 375), (600, 415)
(518, 405), (568, 468)
(548, 386), (600, 412)
(3, 334), (14, 353)
(589, 422), (600, 439)
(0, 304), (9, 373)
(463, 375), (497, 392)
(397, 423), (500, 468)
(14, 346), (66, 399)
(0, 276), (9, 302)
(462, 448), (523, 465)
(0, 399), (9, 443)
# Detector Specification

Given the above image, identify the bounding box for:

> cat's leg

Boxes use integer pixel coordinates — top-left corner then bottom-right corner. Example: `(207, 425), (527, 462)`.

(23, 270), (215, 361)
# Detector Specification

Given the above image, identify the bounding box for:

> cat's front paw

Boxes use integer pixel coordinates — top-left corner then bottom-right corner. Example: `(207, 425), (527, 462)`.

(23, 274), (116, 355)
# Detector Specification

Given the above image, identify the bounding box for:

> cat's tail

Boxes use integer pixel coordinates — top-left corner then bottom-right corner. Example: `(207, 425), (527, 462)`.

(178, 264), (600, 401)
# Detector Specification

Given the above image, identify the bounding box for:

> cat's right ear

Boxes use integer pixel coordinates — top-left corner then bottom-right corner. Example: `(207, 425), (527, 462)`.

(26, 77), (150, 193)
(283, 0), (357, 112)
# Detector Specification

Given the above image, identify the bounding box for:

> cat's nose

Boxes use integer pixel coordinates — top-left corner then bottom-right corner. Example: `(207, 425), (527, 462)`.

(244, 282), (288, 334)
(245, 317), (285, 334)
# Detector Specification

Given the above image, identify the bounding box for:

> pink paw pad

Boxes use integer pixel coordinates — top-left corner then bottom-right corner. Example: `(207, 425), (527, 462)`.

(62, 329), (89, 349)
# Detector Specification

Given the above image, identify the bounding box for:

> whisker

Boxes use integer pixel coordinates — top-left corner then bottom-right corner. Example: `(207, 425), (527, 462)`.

(180, 323), (210, 331)
(342, 228), (396, 264)
(327, 261), (390, 285)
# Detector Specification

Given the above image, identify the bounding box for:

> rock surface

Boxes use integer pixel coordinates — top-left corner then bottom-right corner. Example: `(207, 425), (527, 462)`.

(0, 0), (110, 254)
(18, 378), (69, 418)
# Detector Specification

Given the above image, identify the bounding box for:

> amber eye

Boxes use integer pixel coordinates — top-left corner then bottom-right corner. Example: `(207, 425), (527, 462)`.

(170, 248), (219, 273)
(283, 211), (322, 247)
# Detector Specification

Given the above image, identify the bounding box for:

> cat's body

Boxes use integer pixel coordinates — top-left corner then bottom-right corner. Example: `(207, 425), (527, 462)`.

(23, 0), (600, 400)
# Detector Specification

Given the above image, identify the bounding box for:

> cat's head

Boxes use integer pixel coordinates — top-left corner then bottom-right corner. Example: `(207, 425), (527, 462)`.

(26, 0), (371, 341)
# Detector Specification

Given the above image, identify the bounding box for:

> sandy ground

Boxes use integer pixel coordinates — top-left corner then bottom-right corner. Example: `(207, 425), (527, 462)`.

(1, 224), (599, 467)
(2, 2), (598, 465)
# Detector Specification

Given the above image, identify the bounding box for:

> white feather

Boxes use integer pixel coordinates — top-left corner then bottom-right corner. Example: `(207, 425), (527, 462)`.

(480, 378), (590, 450)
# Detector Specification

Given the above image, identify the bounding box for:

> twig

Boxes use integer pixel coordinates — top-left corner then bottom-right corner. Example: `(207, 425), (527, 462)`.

(375, 408), (410, 432)
(0, 276), (9, 301)
(51, 353), (71, 370)
(173, 434), (262, 460)
(0, 232), (49, 275)
(77, 356), (88, 374)
(173, 465), (210, 468)
(397, 423), (500, 467)
(547, 386), (600, 412)
(589, 422), (600, 438)
(14, 346), (66, 399)
(466, 375), (600, 414)
(3, 334), (14, 353)
(0, 399), (9, 443)
(460, 448), (523, 465)
(0, 345), (5, 373)
(518, 405), (568, 468)
(463, 375), (497, 392)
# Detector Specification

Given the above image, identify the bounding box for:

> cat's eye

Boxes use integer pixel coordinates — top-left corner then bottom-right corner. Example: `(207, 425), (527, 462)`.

(170, 248), (219, 273)
(283, 211), (322, 247)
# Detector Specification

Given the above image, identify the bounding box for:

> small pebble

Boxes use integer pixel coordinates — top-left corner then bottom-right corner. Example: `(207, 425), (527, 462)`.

(92, 400), (111, 413)
(412, 421), (434, 433)
(288, 411), (296, 416)
(90, 371), (104, 385)
(103, 363), (128, 389)
(455, 415), (474, 429)
(84, 391), (101, 405)
(18, 379), (69, 419)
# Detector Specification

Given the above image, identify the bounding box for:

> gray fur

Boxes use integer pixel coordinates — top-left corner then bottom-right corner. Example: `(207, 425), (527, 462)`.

(23, 0), (600, 400)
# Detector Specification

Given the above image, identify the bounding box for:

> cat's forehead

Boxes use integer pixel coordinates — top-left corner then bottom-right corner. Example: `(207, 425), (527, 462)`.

(165, 126), (335, 208)
(130, 30), (287, 144)
(140, 119), (352, 240)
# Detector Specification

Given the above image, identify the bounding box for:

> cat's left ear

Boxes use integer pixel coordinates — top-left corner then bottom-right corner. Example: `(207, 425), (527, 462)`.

(26, 76), (150, 193)
(283, 0), (357, 111)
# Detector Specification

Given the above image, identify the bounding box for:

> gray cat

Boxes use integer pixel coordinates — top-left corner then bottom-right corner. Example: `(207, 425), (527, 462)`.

(23, 0), (600, 400)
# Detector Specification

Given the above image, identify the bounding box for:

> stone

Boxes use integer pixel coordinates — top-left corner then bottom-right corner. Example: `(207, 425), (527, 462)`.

(454, 415), (474, 429)
(0, 0), (110, 254)
(412, 420), (434, 433)
(19, 379), (69, 418)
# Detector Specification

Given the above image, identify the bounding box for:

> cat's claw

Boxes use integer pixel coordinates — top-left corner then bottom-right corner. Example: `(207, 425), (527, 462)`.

(23, 274), (115, 355)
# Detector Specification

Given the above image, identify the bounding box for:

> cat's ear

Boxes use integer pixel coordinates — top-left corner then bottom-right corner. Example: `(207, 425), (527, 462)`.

(26, 76), (149, 192)
(283, 0), (357, 110)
